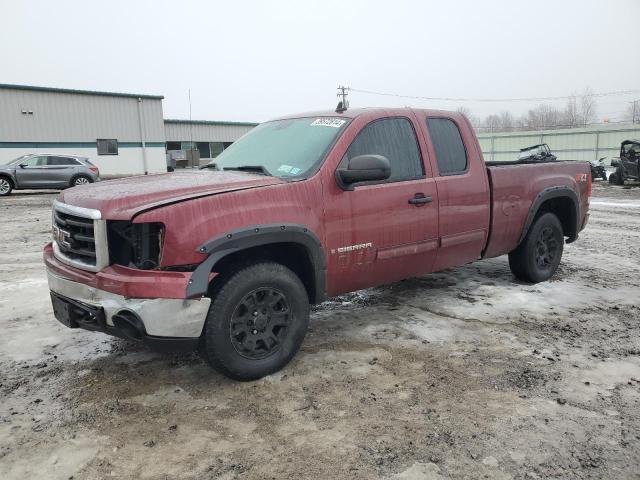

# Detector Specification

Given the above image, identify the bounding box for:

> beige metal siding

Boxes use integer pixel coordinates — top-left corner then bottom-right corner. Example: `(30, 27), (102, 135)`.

(0, 87), (165, 142)
(164, 121), (256, 143)
(478, 124), (640, 162)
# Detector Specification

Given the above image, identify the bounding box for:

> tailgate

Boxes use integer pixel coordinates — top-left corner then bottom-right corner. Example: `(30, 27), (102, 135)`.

(483, 161), (590, 259)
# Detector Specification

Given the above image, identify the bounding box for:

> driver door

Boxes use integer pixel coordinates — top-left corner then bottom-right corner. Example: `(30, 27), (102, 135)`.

(322, 116), (439, 295)
(15, 155), (48, 187)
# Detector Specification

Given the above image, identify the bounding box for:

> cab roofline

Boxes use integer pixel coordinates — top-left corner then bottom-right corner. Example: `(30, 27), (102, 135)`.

(271, 107), (463, 122)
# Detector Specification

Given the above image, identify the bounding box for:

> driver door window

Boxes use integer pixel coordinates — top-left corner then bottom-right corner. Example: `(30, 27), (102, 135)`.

(342, 118), (425, 183)
(23, 156), (47, 167)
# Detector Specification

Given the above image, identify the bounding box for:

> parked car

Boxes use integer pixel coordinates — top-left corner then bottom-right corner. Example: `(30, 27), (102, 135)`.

(589, 157), (608, 181)
(0, 153), (100, 196)
(609, 140), (640, 185)
(43, 108), (591, 380)
(517, 143), (557, 162)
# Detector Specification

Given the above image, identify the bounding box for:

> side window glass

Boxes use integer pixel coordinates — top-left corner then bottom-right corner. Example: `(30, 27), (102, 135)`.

(344, 118), (424, 182)
(23, 156), (46, 166)
(426, 118), (468, 175)
(48, 156), (78, 166)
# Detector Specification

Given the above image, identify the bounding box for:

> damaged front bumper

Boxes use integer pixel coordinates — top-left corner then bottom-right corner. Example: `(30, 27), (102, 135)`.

(46, 266), (211, 352)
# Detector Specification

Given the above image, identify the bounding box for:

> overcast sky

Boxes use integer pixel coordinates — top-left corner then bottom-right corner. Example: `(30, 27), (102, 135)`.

(2, 0), (639, 123)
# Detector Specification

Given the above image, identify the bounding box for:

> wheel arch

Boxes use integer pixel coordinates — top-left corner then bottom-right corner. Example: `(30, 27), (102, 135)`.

(0, 173), (15, 188)
(186, 224), (326, 304)
(69, 173), (92, 186)
(519, 187), (579, 244)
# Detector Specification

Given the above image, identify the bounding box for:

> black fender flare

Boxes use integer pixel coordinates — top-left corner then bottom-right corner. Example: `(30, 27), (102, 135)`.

(518, 186), (580, 244)
(186, 224), (326, 302)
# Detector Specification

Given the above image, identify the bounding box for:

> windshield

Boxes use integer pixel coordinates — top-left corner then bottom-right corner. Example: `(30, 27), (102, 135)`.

(214, 117), (350, 178)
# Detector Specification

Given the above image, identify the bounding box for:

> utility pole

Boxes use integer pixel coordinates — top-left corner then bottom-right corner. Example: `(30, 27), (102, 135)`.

(633, 100), (639, 124)
(188, 88), (194, 168)
(336, 85), (349, 113)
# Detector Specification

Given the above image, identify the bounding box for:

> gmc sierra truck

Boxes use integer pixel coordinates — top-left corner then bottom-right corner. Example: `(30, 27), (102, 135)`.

(44, 108), (591, 380)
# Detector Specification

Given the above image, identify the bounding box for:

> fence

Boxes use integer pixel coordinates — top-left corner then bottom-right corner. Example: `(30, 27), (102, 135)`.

(476, 123), (640, 163)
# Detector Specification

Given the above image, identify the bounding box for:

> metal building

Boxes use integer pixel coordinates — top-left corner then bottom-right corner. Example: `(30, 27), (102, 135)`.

(164, 119), (257, 166)
(0, 83), (166, 176)
(0, 83), (258, 176)
(477, 123), (640, 163)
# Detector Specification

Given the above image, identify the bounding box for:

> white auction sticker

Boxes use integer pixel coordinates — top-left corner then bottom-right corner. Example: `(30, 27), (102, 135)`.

(310, 118), (346, 128)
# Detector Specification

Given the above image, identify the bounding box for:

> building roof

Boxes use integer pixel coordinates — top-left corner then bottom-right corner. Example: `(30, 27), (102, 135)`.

(164, 118), (259, 127)
(0, 83), (164, 100)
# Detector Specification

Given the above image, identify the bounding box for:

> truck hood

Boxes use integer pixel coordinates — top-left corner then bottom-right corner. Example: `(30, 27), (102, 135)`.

(59, 170), (285, 219)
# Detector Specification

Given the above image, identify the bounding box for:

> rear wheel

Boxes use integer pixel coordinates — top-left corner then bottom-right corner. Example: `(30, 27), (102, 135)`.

(509, 212), (564, 283)
(612, 168), (624, 185)
(201, 262), (310, 381)
(71, 175), (92, 187)
(0, 177), (12, 196)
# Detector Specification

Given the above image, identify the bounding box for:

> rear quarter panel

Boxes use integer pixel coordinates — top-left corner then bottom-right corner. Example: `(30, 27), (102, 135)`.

(483, 161), (590, 258)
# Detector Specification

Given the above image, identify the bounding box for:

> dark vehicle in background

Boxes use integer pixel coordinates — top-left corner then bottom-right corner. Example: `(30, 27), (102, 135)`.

(589, 157), (608, 181)
(609, 140), (640, 185)
(0, 154), (100, 196)
(518, 144), (557, 162)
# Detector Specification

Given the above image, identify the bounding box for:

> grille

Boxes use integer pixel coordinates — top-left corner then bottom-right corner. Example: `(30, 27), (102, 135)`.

(52, 201), (109, 272)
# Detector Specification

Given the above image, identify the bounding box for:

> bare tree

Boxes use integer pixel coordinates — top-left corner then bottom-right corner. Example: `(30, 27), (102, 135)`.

(499, 111), (514, 132)
(524, 104), (562, 130)
(456, 106), (481, 128)
(563, 96), (579, 127)
(624, 101), (639, 123)
(578, 87), (597, 126)
(484, 114), (501, 132)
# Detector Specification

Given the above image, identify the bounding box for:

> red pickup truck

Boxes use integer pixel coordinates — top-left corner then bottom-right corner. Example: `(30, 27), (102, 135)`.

(44, 108), (590, 380)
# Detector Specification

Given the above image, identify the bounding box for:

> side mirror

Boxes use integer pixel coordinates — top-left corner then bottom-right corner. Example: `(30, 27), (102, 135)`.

(610, 158), (620, 167)
(337, 154), (390, 188)
(19, 164), (26, 168)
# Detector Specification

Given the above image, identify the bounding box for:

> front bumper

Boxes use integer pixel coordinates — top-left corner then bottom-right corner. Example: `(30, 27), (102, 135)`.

(46, 269), (211, 350)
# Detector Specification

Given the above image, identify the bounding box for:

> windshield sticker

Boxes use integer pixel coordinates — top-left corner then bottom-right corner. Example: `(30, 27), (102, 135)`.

(289, 167), (302, 175)
(311, 118), (346, 128)
(277, 164), (293, 173)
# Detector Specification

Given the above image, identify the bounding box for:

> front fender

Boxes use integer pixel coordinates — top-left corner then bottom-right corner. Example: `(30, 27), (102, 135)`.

(186, 224), (326, 301)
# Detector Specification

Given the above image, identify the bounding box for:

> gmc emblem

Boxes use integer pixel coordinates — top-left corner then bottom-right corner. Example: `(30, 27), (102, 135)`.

(52, 225), (72, 248)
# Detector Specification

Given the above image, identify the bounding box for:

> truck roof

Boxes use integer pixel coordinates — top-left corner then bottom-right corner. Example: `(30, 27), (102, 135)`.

(274, 107), (461, 121)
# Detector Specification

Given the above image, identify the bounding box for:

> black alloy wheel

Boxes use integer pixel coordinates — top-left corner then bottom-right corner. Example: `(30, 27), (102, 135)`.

(230, 288), (292, 360)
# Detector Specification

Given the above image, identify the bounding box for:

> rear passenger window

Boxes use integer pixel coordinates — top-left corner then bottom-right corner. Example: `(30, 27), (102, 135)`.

(426, 118), (468, 175)
(48, 156), (79, 166)
(344, 118), (424, 182)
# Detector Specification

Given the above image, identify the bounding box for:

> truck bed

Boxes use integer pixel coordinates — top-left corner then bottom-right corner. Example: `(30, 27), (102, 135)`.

(483, 161), (591, 259)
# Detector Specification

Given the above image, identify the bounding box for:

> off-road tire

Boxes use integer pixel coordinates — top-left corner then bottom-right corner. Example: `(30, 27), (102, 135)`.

(509, 212), (564, 283)
(70, 174), (92, 187)
(201, 262), (310, 381)
(0, 177), (13, 196)
(613, 168), (624, 186)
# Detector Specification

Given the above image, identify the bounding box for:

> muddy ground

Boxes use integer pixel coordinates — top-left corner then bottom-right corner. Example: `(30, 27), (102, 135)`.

(1, 183), (639, 480)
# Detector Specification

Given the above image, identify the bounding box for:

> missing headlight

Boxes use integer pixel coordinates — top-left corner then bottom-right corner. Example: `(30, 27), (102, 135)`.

(107, 221), (164, 270)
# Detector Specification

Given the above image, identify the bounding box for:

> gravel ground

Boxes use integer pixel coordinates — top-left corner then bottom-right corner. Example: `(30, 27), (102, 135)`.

(1, 182), (639, 480)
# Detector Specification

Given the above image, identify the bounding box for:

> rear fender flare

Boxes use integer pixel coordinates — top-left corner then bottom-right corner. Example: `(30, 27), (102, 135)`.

(519, 187), (579, 244)
(186, 224), (326, 302)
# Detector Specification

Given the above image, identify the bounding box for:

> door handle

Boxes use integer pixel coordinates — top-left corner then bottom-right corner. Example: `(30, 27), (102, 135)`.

(408, 194), (433, 206)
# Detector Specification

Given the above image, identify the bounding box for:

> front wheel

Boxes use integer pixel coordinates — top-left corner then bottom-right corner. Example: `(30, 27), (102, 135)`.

(0, 177), (12, 196)
(509, 212), (564, 283)
(201, 262), (310, 381)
